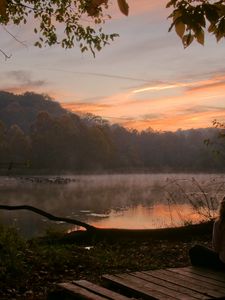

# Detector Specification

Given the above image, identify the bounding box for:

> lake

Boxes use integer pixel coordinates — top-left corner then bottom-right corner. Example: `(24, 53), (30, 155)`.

(0, 173), (224, 237)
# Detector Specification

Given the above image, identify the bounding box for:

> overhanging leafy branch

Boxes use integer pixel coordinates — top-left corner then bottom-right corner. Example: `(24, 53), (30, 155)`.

(167, 0), (225, 48)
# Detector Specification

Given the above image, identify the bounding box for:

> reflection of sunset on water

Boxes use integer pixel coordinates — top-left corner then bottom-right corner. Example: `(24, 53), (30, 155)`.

(1, 174), (222, 237)
(82, 203), (210, 230)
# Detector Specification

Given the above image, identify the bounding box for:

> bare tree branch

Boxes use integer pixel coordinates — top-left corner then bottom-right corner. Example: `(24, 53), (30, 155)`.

(8, 0), (35, 11)
(2, 26), (27, 48)
(0, 48), (11, 60)
(0, 204), (96, 231)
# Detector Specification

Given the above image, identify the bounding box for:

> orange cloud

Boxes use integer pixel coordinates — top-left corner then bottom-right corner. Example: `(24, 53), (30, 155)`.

(123, 107), (225, 131)
(61, 102), (112, 114)
(131, 75), (225, 95)
(3, 84), (46, 95)
(59, 78), (225, 131)
(132, 83), (178, 93)
(185, 76), (225, 96)
(47, 72), (225, 132)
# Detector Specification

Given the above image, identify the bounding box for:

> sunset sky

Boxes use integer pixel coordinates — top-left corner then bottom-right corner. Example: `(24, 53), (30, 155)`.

(1, 0), (225, 131)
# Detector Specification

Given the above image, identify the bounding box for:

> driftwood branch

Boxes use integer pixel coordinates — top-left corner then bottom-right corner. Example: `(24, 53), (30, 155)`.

(0, 205), (96, 231)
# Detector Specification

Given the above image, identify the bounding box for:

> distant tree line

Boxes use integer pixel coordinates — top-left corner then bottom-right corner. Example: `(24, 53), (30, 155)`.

(0, 91), (223, 173)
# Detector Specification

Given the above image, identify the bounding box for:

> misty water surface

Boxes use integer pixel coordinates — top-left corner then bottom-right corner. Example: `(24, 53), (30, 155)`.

(0, 173), (224, 237)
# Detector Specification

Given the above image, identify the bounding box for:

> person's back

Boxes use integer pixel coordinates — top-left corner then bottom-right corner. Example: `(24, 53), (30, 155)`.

(212, 203), (225, 264)
(189, 198), (225, 270)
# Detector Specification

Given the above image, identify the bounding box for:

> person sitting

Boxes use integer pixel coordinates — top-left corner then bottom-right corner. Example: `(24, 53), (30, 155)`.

(189, 198), (225, 270)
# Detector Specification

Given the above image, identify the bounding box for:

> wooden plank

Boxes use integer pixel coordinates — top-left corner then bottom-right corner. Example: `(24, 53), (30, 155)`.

(117, 273), (189, 300)
(58, 283), (107, 300)
(163, 269), (225, 297)
(178, 267), (225, 283)
(144, 269), (222, 298)
(165, 268), (225, 294)
(191, 267), (225, 279)
(103, 274), (176, 300)
(131, 271), (207, 300)
(73, 280), (132, 300)
(168, 267), (225, 288)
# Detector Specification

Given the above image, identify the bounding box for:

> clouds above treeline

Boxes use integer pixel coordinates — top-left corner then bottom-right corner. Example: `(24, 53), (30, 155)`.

(0, 70), (47, 94)
(0, 0), (225, 132)
(59, 71), (225, 131)
(1, 67), (225, 132)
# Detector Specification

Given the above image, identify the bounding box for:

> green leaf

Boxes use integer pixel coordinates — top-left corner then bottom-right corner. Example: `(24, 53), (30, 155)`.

(34, 41), (42, 48)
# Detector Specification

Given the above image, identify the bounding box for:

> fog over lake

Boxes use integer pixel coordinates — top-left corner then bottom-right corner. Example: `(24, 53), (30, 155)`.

(0, 173), (224, 237)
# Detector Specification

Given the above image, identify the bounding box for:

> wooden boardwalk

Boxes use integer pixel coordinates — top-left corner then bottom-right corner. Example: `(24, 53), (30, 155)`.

(56, 267), (225, 300)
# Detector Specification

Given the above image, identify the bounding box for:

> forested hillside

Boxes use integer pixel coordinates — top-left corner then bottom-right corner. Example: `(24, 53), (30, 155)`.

(0, 91), (67, 132)
(0, 91), (223, 172)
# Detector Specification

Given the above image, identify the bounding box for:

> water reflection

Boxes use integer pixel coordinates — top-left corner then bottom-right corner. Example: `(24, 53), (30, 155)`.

(76, 203), (208, 230)
(0, 173), (223, 237)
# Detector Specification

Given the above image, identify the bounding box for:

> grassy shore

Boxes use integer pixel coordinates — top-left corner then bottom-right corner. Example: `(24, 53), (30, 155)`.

(0, 223), (212, 300)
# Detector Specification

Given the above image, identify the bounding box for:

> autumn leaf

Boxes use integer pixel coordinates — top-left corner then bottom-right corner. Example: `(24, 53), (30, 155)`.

(217, 18), (225, 41)
(208, 23), (216, 33)
(204, 4), (219, 23)
(86, 0), (107, 16)
(182, 33), (194, 48)
(173, 9), (182, 22)
(117, 0), (129, 16)
(196, 29), (204, 45)
(91, 0), (107, 7)
(216, 30), (224, 42)
(175, 21), (185, 38)
(166, 0), (178, 8)
(0, 0), (7, 18)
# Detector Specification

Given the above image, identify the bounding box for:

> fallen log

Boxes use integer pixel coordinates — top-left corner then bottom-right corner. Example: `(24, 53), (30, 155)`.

(0, 204), (214, 243)
(62, 220), (214, 243)
(0, 204), (96, 231)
